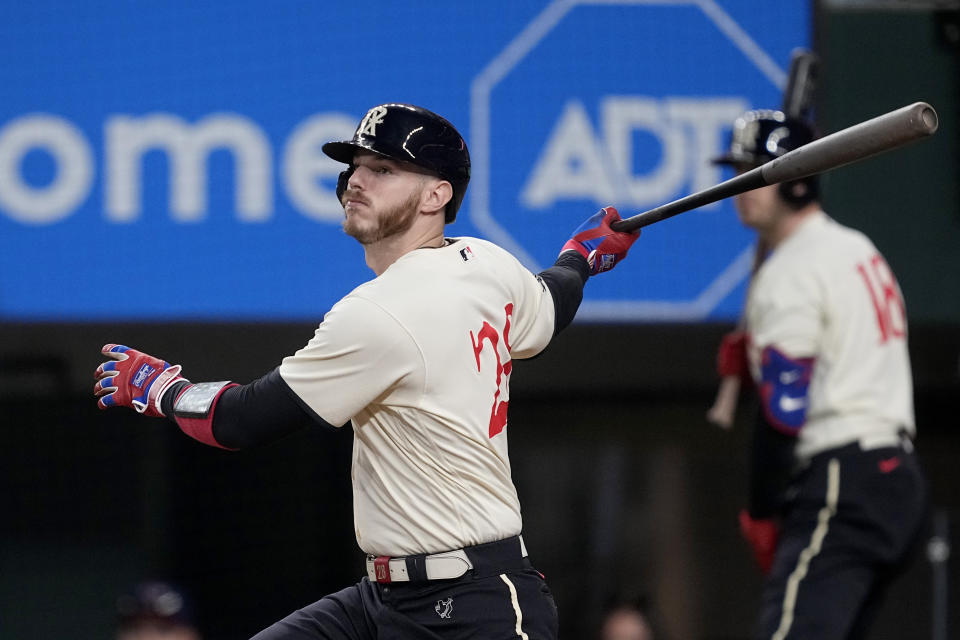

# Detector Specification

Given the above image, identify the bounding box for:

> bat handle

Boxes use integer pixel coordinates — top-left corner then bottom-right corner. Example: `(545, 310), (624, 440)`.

(706, 376), (741, 430)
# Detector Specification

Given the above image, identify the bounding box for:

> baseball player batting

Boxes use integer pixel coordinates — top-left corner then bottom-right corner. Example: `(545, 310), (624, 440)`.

(713, 107), (929, 639)
(93, 103), (639, 640)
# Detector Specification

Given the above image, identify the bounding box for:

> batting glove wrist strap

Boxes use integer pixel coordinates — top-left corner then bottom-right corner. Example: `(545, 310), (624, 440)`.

(171, 381), (240, 450)
(561, 206), (640, 275)
(173, 381), (234, 418)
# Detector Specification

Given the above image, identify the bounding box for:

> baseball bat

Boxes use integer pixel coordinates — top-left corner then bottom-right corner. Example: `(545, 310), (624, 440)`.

(781, 48), (818, 124)
(611, 101), (938, 232)
(705, 239), (767, 429)
(706, 376), (740, 429)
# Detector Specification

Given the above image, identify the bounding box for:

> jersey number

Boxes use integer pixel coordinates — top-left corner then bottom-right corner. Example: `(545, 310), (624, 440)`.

(856, 254), (905, 344)
(469, 303), (514, 438)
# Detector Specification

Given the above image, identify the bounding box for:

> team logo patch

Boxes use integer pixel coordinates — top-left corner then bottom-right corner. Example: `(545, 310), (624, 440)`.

(460, 246), (475, 262)
(132, 363), (155, 388)
(358, 105), (387, 137)
(435, 597), (453, 619)
(596, 253), (616, 272)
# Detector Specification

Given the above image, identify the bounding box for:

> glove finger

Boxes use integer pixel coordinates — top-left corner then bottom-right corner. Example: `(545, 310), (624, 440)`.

(93, 377), (117, 397)
(601, 208), (642, 238)
(577, 227), (611, 244)
(601, 205), (621, 222)
(574, 212), (612, 239)
(101, 344), (131, 360)
(97, 389), (117, 409)
(587, 208), (608, 224)
(94, 361), (120, 379)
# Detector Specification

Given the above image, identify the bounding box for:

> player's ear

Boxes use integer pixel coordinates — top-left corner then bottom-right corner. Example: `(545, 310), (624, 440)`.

(421, 179), (453, 216)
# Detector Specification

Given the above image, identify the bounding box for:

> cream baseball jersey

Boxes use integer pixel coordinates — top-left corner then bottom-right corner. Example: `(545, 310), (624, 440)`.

(745, 211), (914, 461)
(279, 237), (556, 556)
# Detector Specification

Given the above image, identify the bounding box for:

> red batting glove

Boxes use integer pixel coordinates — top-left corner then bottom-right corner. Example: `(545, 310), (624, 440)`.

(739, 509), (779, 575)
(561, 206), (640, 275)
(717, 330), (749, 380)
(94, 344), (186, 417)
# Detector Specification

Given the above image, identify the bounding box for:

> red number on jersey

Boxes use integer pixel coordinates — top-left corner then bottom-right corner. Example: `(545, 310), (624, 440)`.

(469, 303), (514, 438)
(856, 254), (906, 343)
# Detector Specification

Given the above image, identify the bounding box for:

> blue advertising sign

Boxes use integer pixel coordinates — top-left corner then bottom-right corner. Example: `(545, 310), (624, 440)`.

(0, 1), (810, 321)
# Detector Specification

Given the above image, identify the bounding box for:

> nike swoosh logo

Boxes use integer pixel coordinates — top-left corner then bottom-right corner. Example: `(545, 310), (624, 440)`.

(780, 370), (801, 384)
(778, 395), (807, 413)
(878, 457), (901, 473)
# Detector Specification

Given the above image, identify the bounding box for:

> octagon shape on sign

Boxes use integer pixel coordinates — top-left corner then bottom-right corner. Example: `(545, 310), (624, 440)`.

(469, 0), (792, 321)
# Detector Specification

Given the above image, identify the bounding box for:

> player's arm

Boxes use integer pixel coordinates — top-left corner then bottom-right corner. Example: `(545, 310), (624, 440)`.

(160, 369), (325, 449)
(745, 344), (816, 512)
(739, 399), (799, 575)
(747, 402), (798, 519)
(536, 251), (589, 335)
(739, 342), (816, 572)
(94, 344), (328, 450)
(538, 206), (640, 334)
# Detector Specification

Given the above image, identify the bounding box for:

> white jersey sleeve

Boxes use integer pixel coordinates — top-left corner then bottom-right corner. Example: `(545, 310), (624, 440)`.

(747, 260), (822, 365)
(278, 295), (421, 427)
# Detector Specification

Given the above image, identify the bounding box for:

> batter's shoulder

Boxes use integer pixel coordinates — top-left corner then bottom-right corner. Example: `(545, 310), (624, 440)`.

(815, 212), (875, 249)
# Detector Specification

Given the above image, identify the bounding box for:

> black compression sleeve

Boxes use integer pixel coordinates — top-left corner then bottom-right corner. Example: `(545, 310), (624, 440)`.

(164, 368), (332, 449)
(161, 380), (191, 416)
(748, 406), (797, 518)
(537, 251), (590, 336)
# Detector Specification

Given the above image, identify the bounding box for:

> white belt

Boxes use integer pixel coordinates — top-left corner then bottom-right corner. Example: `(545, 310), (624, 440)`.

(802, 432), (911, 463)
(366, 536), (528, 583)
(858, 432), (909, 451)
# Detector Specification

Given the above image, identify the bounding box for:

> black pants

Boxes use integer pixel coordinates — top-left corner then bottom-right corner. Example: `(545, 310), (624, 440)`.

(757, 439), (928, 640)
(251, 538), (558, 640)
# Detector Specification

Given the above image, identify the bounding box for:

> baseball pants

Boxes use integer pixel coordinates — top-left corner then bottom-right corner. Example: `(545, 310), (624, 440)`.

(757, 435), (928, 640)
(250, 537), (558, 640)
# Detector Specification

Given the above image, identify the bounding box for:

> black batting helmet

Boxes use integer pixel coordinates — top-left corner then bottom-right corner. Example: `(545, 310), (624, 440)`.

(713, 109), (819, 206)
(323, 103), (471, 223)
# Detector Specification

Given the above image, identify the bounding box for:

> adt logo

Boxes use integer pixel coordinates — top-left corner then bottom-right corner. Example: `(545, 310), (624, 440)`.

(470, 0), (801, 320)
(520, 97), (746, 211)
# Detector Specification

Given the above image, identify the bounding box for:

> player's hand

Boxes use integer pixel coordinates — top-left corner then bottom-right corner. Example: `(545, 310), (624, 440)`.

(94, 344), (186, 417)
(739, 509), (779, 575)
(717, 330), (749, 380)
(561, 206), (639, 275)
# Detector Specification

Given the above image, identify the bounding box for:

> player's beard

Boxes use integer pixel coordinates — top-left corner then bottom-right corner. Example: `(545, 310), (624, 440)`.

(343, 189), (421, 245)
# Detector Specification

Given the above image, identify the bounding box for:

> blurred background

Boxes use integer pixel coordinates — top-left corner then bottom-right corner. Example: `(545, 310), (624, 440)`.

(1, 1), (957, 638)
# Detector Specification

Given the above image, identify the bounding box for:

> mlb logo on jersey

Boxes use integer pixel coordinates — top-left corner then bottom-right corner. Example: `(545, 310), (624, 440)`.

(460, 246), (475, 262)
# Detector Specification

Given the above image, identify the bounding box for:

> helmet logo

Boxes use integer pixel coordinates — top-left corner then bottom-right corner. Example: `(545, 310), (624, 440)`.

(765, 126), (790, 155)
(402, 126), (423, 159)
(738, 119), (760, 149)
(358, 106), (388, 138)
